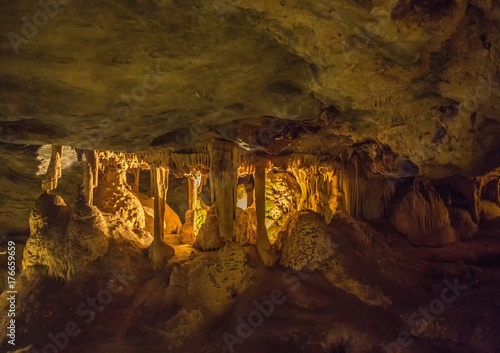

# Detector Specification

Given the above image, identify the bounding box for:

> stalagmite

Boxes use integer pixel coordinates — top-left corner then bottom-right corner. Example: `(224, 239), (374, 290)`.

(41, 145), (63, 193)
(208, 140), (238, 242)
(254, 159), (277, 266)
(82, 150), (99, 205)
(148, 163), (175, 269)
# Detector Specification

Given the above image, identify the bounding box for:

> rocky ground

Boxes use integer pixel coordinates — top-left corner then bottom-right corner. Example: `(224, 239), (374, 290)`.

(1, 207), (499, 353)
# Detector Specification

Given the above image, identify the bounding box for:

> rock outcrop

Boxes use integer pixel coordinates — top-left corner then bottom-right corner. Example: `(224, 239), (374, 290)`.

(389, 180), (457, 247)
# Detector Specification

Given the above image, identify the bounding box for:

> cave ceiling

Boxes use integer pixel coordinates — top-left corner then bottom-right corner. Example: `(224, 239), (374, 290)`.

(1, 0), (500, 175)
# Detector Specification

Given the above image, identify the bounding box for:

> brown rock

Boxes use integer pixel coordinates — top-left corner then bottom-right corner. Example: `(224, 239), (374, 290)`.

(389, 180), (457, 247)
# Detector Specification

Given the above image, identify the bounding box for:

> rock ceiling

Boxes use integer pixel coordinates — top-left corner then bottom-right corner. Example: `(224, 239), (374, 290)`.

(1, 0), (500, 235)
(1, 0), (500, 173)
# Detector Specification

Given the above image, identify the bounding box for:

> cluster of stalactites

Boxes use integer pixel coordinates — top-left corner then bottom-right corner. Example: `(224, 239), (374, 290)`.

(339, 154), (395, 220)
(271, 153), (338, 171)
(290, 165), (340, 223)
(170, 153), (210, 177)
(98, 151), (146, 170)
(41, 145), (63, 193)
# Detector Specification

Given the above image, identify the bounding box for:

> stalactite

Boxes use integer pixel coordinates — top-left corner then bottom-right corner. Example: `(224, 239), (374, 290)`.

(412, 178), (452, 235)
(255, 159), (277, 266)
(339, 154), (394, 220)
(170, 152), (210, 174)
(208, 140), (239, 241)
(41, 145), (63, 193)
(290, 165), (338, 223)
(148, 163), (174, 269)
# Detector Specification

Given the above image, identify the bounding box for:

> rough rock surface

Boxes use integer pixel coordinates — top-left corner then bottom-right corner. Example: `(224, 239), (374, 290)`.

(0, 0), (499, 176)
(94, 165), (146, 231)
(166, 242), (255, 315)
(275, 210), (334, 270)
(193, 205), (225, 251)
(265, 170), (302, 225)
(194, 205), (256, 251)
(178, 210), (197, 244)
(23, 195), (109, 280)
(389, 181), (457, 247)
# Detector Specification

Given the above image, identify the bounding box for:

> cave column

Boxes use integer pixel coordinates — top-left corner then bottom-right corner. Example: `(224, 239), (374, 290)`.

(208, 140), (238, 242)
(148, 163), (174, 269)
(151, 163), (168, 240)
(245, 177), (255, 209)
(254, 159), (277, 266)
(82, 150), (99, 205)
(187, 169), (202, 211)
(41, 145), (63, 193)
(186, 169), (202, 231)
(132, 168), (140, 193)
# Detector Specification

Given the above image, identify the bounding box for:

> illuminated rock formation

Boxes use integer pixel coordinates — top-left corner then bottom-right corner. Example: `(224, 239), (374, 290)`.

(265, 170), (301, 224)
(23, 193), (109, 280)
(166, 242), (255, 316)
(41, 145), (63, 193)
(93, 159), (146, 231)
(340, 154), (395, 220)
(194, 205), (254, 251)
(254, 159), (278, 266)
(194, 205), (225, 251)
(275, 210), (334, 271)
(147, 163), (175, 270)
(178, 169), (207, 244)
(208, 140), (239, 242)
(133, 190), (182, 237)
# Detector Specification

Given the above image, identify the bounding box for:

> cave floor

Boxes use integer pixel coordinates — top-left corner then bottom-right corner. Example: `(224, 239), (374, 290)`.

(2, 218), (500, 353)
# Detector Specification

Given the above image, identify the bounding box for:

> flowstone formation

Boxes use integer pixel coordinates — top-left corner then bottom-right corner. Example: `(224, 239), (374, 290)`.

(389, 179), (457, 247)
